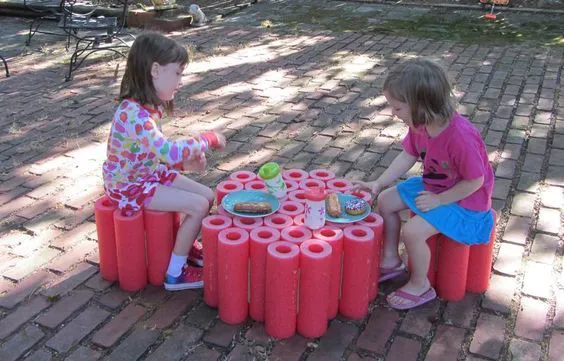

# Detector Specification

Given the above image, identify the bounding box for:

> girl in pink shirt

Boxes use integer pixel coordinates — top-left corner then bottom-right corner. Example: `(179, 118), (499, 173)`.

(354, 58), (494, 310)
(103, 32), (225, 291)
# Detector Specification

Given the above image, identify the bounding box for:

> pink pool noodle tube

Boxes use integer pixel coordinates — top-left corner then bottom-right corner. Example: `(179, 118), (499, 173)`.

(202, 215), (233, 307)
(229, 170), (257, 184)
(215, 180), (244, 205)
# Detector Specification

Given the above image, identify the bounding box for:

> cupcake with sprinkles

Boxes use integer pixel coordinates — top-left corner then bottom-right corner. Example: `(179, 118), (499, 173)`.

(345, 198), (367, 215)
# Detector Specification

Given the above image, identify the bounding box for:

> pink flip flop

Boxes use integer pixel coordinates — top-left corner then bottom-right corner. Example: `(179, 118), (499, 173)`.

(379, 262), (407, 283)
(386, 287), (437, 310)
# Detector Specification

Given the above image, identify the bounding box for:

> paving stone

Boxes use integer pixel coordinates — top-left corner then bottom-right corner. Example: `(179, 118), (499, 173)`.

(516, 172), (541, 193)
(400, 298), (440, 337)
(494, 242), (524, 276)
(92, 303), (146, 348)
(508, 338), (542, 361)
(23, 348), (52, 361)
(540, 186), (563, 209)
(522, 261), (553, 299)
(493, 178), (511, 200)
(549, 331), (564, 361)
(0, 325), (45, 361)
(469, 313), (506, 360)
(144, 323), (204, 361)
(104, 328), (159, 361)
(203, 321), (239, 347)
(98, 287), (133, 309)
(36, 290), (93, 329)
(425, 325), (466, 361)
(483, 274), (516, 314)
(42, 262), (97, 298)
(495, 159), (517, 179)
(269, 334), (309, 361)
(515, 297), (549, 341)
(185, 303), (218, 330)
(510, 192), (536, 218)
(184, 345), (222, 361)
(529, 233), (559, 264)
(0, 296), (49, 340)
(84, 273), (114, 291)
(143, 291), (198, 329)
(555, 289), (564, 328)
(549, 148), (564, 166)
(3, 247), (60, 281)
(502, 216), (531, 245)
(356, 306), (399, 354)
(0, 270), (52, 309)
(306, 320), (358, 361)
(387, 336), (421, 361)
(64, 346), (101, 361)
(443, 293), (480, 328)
(45, 305), (109, 353)
(546, 166), (564, 186)
(245, 323), (270, 345)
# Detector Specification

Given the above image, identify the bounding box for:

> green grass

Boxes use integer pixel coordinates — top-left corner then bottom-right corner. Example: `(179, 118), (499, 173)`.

(275, 5), (564, 46)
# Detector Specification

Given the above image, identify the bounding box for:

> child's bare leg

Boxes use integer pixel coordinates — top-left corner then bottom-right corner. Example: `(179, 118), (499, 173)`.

(388, 215), (438, 305)
(146, 185), (210, 275)
(170, 174), (215, 207)
(377, 186), (409, 269)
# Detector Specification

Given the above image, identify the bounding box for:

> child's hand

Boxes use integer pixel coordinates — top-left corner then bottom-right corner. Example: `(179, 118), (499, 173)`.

(200, 131), (226, 150)
(214, 132), (226, 150)
(415, 191), (441, 212)
(351, 180), (383, 195)
(183, 154), (207, 172)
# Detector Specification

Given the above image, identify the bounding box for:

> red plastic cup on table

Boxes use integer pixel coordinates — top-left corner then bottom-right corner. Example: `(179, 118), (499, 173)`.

(345, 189), (373, 206)
(229, 170), (257, 184)
(282, 169), (309, 184)
(265, 241), (300, 339)
(216, 180), (244, 205)
(264, 213), (294, 230)
(94, 196), (118, 281)
(218, 227), (250, 324)
(144, 210), (174, 286)
(313, 226), (344, 319)
(309, 169), (335, 185)
(114, 208), (147, 292)
(339, 225), (374, 320)
(326, 178), (353, 193)
(288, 189), (307, 204)
(278, 200), (305, 218)
(297, 239), (332, 338)
(299, 178), (326, 191)
(233, 216), (263, 231)
(284, 180), (300, 193)
(202, 215), (233, 308)
(357, 212), (384, 301)
(281, 225), (313, 246)
(249, 226), (281, 322)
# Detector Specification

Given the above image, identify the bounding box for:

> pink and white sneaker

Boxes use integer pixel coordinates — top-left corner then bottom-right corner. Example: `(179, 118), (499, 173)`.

(188, 240), (204, 267)
(164, 265), (203, 291)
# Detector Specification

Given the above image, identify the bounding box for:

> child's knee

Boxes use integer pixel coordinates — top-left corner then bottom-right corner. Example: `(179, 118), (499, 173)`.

(184, 195), (210, 218)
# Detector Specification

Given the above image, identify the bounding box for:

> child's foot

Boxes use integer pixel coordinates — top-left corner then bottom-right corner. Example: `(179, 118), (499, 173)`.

(164, 265), (203, 291)
(379, 261), (406, 283)
(387, 281), (435, 310)
(188, 240), (204, 267)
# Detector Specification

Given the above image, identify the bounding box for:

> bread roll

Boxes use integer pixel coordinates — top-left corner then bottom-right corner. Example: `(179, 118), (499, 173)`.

(326, 193), (342, 217)
(234, 202), (272, 214)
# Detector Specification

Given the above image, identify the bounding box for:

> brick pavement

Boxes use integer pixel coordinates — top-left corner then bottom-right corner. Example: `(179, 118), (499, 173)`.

(0, 1), (563, 360)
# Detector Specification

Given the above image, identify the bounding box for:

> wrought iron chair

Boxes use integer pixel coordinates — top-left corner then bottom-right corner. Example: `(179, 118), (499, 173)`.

(0, 55), (9, 77)
(24, 0), (134, 81)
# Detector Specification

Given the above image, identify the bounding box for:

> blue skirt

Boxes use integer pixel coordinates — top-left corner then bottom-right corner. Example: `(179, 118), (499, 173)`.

(397, 177), (494, 245)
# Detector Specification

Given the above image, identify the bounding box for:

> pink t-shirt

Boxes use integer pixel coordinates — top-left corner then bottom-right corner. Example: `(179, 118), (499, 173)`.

(402, 113), (494, 212)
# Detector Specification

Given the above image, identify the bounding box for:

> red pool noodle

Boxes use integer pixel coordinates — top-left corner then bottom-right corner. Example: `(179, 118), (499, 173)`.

(308, 169), (335, 184)
(298, 178), (326, 191)
(94, 196), (118, 281)
(278, 200), (305, 217)
(281, 225), (313, 246)
(288, 189), (307, 203)
(313, 226), (344, 319)
(265, 241), (300, 339)
(357, 212), (383, 301)
(436, 236), (469, 301)
(233, 216), (263, 231)
(297, 239), (331, 338)
(114, 209), (147, 292)
(202, 215), (233, 307)
(229, 170), (257, 184)
(244, 180), (267, 192)
(144, 210), (174, 286)
(326, 178), (353, 192)
(293, 214), (305, 226)
(282, 169), (309, 183)
(339, 225), (374, 320)
(345, 189), (373, 206)
(215, 180), (244, 205)
(466, 211), (497, 293)
(249, 226), (281, 322)
(284, 180), (300, 192)
(264, 213), (294, 230)
(218, 227), (250, 324)
(215, 205), (232, 218)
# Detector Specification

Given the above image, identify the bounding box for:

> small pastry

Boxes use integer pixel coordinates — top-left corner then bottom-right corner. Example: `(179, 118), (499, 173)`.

(234, 202), (272, 214)
(345, 198), (367, 215)
(326, 192), (342, 217)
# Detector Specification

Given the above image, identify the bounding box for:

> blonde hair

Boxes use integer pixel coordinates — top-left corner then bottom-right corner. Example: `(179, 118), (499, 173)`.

(119, 31), (189, 114)
(383, 58), (455, 127)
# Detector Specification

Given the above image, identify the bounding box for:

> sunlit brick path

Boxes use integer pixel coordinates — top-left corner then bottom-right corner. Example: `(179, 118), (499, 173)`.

(0, 1), (563, 360)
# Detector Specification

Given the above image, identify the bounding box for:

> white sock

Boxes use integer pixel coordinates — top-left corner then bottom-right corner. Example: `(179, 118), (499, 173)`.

(166, 253), (187, 277)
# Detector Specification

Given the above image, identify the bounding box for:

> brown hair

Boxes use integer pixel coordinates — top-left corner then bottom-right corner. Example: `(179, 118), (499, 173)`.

(383, 58), (455, 127)
(119, 31), (189, 114)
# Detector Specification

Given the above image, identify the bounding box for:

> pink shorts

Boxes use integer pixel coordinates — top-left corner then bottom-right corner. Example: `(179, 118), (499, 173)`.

(105, 164), (179, 212)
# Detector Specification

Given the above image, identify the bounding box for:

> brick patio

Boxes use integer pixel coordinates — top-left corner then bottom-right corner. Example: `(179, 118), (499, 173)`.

(0, 1), (563, 360)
